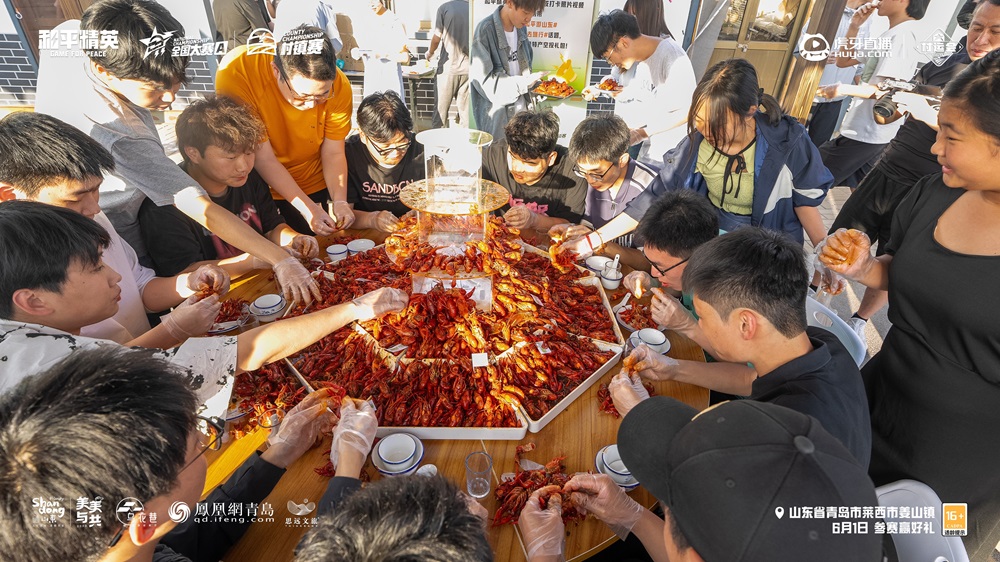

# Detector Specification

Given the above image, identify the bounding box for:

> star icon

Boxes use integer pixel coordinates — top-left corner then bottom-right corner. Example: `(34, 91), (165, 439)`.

(140, 27), (177, 59)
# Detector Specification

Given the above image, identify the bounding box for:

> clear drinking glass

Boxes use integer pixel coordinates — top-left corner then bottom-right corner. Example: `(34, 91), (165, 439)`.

(465, 451), (492, 499)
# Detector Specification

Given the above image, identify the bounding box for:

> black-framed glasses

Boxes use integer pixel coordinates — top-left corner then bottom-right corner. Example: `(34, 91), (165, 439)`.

(276, 63), (332, 103)
(573, 162), (615, 182)
(106, 416), (223, 548)
(367, 135), (412, 157)
(644, 249), (689, 277)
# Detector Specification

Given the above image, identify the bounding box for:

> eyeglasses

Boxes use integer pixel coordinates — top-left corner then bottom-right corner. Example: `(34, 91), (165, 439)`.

(277, 66), (332, 104)
(367, 135), (412, 157)
(573, 162), (615, 182)
(601, 40), (621, 61)
(644, 249), (689, 277)
(106, 416), (223, 548)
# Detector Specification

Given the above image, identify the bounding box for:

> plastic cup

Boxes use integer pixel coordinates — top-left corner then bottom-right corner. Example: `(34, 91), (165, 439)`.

(465, 451), (492, 499)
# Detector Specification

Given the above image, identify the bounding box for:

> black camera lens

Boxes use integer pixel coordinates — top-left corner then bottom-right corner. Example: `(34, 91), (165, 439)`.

(873, 96), (897, 119)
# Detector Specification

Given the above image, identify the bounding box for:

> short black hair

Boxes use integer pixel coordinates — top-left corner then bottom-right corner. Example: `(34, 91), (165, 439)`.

(0, 112), (115, 197)
(664, 506), (692, 552)
(569, 113), (630, 165)
(275, 25), (338, 81)
(509, 0), (547, 14)
(505, 110), (560, 160)
(295, 475), (493, 562)
(590, 10), (641, 58)
(943, 49), (1000, 147)
(357, 91), (413, 144)
(0, 201), (111, 319)
(682, 227), (808, 338)
(634, 190), (719, 258)
(81, 0), (188, 88)
(906, 0), (930, 20)
(0, 348), (198, 561)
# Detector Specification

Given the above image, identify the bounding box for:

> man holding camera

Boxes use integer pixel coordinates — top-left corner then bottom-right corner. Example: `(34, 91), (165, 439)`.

(815, 0), (928, 189)
(826, 0), (1000, 336)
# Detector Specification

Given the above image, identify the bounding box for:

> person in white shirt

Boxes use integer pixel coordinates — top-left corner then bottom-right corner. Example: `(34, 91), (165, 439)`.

(815, 0), (929, 188)
(582, 10), (697, 168)
(273, 0), (343, 52)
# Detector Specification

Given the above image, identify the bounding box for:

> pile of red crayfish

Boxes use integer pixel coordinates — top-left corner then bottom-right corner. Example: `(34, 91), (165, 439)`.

(493, 443), (586, 526)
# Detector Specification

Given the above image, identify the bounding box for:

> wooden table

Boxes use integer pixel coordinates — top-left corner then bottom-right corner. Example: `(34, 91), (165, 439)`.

(207, 229), (709, 562)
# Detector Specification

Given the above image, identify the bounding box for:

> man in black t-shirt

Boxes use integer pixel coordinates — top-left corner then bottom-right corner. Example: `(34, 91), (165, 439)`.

(345, 91), (425, 232)
(482, 110), (588, 229)
(140, 97), (319, 277)
(829, 0), (1000, 333)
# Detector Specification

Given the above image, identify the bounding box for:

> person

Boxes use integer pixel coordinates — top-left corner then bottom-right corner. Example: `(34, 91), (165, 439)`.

(523, 398), (881, 562)
(624, 227), (872, 466)
(826, 0), (1000, 339)
(426, 0), (470, 128)
(482, 110), (588, 229)
(583, 10), (696, 168)
(470, 0), (546, 142)
(560, 113), (657, 271)
(358, 0), (411, 103)
(818, 51), (1000, 557)
(0, 200), (407, 417)
(139, 96), (320, 278)
(33, 0), (318, 305)
(344, 91), (425, 230)
(0, 347), (336, 562)
(216, 24), (351, 236)
(623, 0), (673, 38)
(214, 0), (273, 47)
(802, 0), (872, 147)
(273, 0), (343, 53)
(816, 0), (929, 188)
(562, 58), (833, 260)
(0, 111), (226, 349)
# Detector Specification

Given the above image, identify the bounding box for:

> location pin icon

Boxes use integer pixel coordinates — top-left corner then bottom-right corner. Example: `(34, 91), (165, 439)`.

(775, 507), (785, 519)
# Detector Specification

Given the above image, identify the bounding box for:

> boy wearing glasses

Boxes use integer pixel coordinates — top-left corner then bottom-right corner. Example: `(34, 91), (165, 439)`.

(139, 97), (320, 277)
(344, 91), (425, 233)
(216, 24), (351, 236)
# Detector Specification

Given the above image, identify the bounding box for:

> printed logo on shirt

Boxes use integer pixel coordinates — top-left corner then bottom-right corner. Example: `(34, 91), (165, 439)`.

(210, 202), (263, 259)
(362, 179), (412, 196)
(508, 51), (519, 63)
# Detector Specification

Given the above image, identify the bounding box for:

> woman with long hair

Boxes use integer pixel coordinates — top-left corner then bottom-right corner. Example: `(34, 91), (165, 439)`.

(624, 0), (672, 38)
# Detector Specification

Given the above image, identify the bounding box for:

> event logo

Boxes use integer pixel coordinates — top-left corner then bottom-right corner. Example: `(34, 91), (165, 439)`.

(287, 499), (316, 516)
(247, 28), (277, 56)
(140, 27), (177, 59)
(917, 29), (964, 67)
(168, 501), (191, 524)
(114, 497), (144, 526)
(799, 33), (831, 62)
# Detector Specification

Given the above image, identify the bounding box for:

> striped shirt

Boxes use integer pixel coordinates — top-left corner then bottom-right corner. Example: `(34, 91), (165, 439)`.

(585, 159), (660, 248)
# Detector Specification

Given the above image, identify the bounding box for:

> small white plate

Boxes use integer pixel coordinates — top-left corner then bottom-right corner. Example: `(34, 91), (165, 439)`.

(208, 305), (252, 334)
(615, 304), (667, 336)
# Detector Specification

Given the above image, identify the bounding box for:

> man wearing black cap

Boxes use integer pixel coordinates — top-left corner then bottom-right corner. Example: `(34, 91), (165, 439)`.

(545, 398), (883, 562)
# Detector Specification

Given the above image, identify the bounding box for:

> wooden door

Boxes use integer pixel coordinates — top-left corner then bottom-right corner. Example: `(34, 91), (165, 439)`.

(9, 0), (96, 60)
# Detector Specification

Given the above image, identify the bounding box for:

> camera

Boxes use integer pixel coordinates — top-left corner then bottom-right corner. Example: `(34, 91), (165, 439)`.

(873, 79), (942, 122)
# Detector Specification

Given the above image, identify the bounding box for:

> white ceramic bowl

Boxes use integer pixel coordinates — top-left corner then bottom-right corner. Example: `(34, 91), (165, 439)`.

(595, 445), (638, 490)
(377, 433), (417, 467)
(600, 445), (635, 486)
(347, 238), (376, 255)
(326, 244), (348, 262)
(250, 294), (286, 323)
(586, 256), (613, 272)
(637, 328), (671, 354)
(373, 434), (424, 476)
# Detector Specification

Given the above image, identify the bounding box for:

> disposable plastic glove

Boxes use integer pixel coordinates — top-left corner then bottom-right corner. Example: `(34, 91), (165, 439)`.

(288, 235), (320, 259)
(330, 398), (378, 470)
(547, 223), (592, 242)
(625, 343), (680, 382)
(520, 485), (565, 562)
(608, 372), (650, 417)
(351, 287), (408, 321)
(817, 228), (878, 282)
(564, 473), (644, 539)
(331, 200), (356, 230)
(559, 235), (594, 260)
(649, 288), (695, 331)
(186, 264), (230, 297)
(266, 389), (335, 463)
(503, 205), (539, 229)
(372, 210), (401, 233)
(162, 294), (221, 340)
(273, 256), (321, 306)
(622, 271), (652, 298)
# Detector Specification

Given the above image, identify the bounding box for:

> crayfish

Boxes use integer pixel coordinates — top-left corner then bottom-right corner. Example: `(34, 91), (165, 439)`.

(597, 380), (656, 418)
(492, 443), (586, 526)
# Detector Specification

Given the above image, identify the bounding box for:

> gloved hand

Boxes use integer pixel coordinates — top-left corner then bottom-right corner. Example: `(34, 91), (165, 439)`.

(288, 235), (320, 259)
(330, 397), (378, 470)
(564, 473), (644, 539)
(817, 228), (877, 281)
(625, 343), (680, 382)
(331, 200), (356, 230)
(372, 210), (401, 233)
(608, 371), (650, 417)
(461, 493), (490, 524)
(186, 264), (230, 297)
(503, 206), (539, 229)
(812, 240), (847, 296)
(560, 232), (600, 260)
(547, 223), (592, 242)
(304, 204), (337, 237)
(650, 288), (696, 331)
(266, 389), (335, 466)
(273, 256), (321, 306)
(520, 485), (565, 562)
(162, 294), (221, 340)
(622, 271), (653, 298)
(518, 71), (546, 94)
(352, 287), (408, 321)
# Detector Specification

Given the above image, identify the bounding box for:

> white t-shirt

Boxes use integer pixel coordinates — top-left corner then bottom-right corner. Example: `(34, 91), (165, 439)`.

(0, 319), (236, 418)
(839, 19), (921, 145)
(505, 29), (521, 76)
(79, 212), (155, 344)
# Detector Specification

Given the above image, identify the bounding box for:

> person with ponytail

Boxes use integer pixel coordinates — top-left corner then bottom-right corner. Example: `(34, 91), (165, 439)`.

(564, 58), (833, 259)
(818, 51), (1000, 559)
